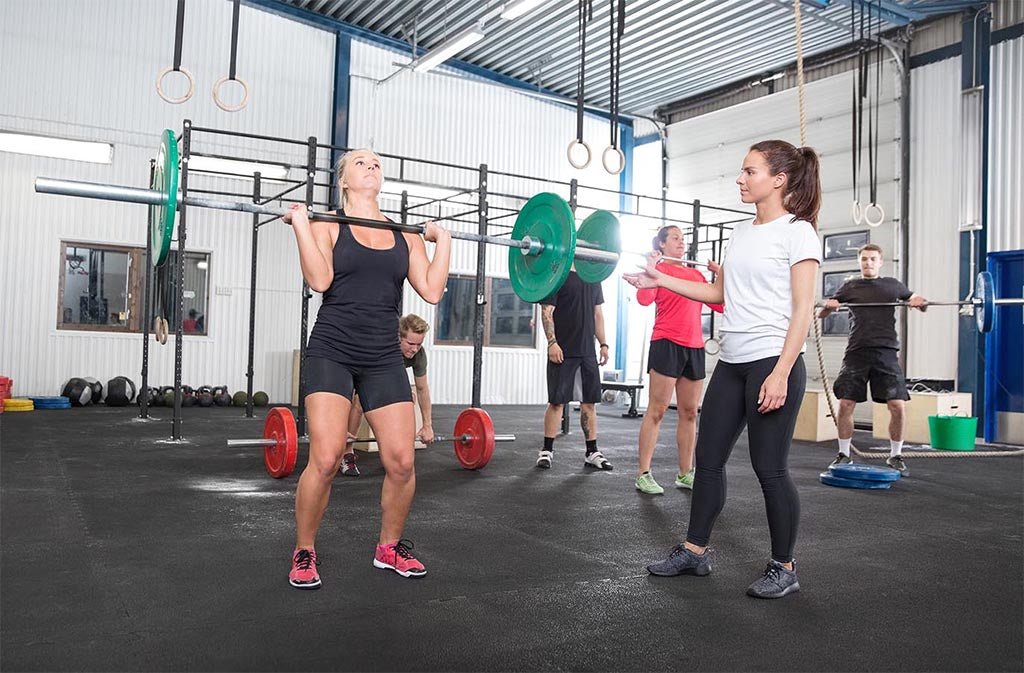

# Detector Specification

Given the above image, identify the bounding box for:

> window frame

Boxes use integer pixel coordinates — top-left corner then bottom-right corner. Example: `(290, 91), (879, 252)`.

(821, 269), (860, 336)
(57, 240), (143, 333)
(433, 274), (537, 348)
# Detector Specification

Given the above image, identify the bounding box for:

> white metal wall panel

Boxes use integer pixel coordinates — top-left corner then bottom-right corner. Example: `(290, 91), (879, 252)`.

(660, 67), (901, 424)
(346, 38), (623, 405)
(907, 56), (962, 381)
(0, 0), (334, 402)
(988, 37), (1023, 253)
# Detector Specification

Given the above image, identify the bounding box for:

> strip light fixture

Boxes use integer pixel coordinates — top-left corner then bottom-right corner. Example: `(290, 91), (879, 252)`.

(0, 131), (113, 164)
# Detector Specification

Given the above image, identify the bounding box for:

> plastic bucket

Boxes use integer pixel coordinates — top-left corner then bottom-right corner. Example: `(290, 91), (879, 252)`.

(928, 415), (977, 451)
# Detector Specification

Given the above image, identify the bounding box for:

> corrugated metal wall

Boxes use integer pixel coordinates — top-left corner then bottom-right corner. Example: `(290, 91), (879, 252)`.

(660, 66), (901, 424)
(347, 38), (623, 405)
(907, 56), (961, 381)
(0, 0), (334, 401)
(989, 36), (1023, 253)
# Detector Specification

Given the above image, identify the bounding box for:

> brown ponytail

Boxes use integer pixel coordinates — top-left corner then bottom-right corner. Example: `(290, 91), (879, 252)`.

(749, 140), (821, 229)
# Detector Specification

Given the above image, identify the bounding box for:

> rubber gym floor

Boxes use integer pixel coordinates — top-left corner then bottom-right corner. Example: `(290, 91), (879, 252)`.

(1, 403), (1021, 672)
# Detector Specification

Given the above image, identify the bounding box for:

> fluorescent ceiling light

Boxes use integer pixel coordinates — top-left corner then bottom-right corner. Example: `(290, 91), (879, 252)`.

(0, 131), (112, 164)
(413, 25), (485, 73)
(188, 156), (289, 181)
(500, 0), (546, 20)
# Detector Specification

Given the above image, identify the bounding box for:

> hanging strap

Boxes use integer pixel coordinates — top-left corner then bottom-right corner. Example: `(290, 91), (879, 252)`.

(229, 0), (240, 80)
(602, 0), (626, 174)
(567, 0), (593, 169)
(213, 0), (250, 112)
(156, 0), (194, 104)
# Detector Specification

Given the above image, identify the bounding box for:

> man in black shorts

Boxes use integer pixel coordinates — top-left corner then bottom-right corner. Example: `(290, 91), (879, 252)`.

(536, 270), (612, 470)
(819, 244), (927, 475)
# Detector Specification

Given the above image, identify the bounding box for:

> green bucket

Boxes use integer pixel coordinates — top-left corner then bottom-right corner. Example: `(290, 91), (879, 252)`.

(927, 415), (978, 451)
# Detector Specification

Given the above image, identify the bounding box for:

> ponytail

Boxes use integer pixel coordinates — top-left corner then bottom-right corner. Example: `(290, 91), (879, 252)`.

(749, 140), (822, 229)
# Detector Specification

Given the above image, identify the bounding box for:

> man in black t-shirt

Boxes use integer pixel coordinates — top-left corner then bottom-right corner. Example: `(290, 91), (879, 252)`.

(818, 244), (927, 475)
(536, 270), (613, 471)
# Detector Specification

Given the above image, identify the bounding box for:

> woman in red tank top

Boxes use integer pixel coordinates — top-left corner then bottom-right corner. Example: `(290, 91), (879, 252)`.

(634, 226), (723, 495)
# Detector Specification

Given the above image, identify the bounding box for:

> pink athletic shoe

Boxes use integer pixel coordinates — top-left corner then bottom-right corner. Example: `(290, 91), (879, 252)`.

(373, 539), (426, 578)
(288, 548), (321, 589)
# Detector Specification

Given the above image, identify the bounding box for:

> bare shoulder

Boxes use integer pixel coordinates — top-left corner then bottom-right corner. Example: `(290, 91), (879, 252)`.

(403, 231), (426, 250)
(310, 219), (340, 247)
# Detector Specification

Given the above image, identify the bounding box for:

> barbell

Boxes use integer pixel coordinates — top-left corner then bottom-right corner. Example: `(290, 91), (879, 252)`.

(34, 129), (624, 303)
(818, 272), (1024, 334)
(228, 407), (514, 477)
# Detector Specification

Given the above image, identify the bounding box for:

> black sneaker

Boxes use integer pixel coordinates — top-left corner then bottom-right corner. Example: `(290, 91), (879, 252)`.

(828, 452), (853, 469)
(885, 455), (909, 476)
(746, 560), (800, 599)
(341, 452), (360, 477)
(646, 544), (712, 577)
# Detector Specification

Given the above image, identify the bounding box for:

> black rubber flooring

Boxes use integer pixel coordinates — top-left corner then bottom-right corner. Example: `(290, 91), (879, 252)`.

(2, 404), (1021, 672)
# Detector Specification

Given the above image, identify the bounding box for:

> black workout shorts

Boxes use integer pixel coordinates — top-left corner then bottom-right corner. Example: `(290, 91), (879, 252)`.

(304, 356), (412, 412)
(547, 357), (602, 405)
(647, 339), (706, 380)
(832, 347), (910, 404)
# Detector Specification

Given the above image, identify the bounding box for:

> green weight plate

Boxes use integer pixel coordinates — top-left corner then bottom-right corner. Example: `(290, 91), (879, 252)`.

(976, 271), (993, 333)
(150, 129), (178, 267)
(509, 193), (575, 303)
(574, 210), (621, 285)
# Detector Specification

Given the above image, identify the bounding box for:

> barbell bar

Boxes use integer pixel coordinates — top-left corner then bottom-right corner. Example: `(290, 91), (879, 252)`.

(230, 407), (514, 477)
(35, 130), (625, 303)
(817, 271), (1023, 334)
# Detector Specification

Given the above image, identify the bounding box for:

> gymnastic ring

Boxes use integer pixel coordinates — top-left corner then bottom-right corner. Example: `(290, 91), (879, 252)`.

(213, 76), (250, 112)
(851, 200), (864, 226)
(703, 337), (721, 355)
(566, 138), (592, 169)
(602, 145), (626, 175)
(156, 66), (195, 104)
(153, 316), (167, 345)
(863, 202), (885, 228)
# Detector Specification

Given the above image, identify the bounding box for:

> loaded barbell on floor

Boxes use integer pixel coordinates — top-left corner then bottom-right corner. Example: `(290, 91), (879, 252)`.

(817, 271), (1024, 334)
(34, 129), (627, 303)
(227, 407), (515, 478)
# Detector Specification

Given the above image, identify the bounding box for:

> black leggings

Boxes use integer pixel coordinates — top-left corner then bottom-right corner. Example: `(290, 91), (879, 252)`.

(686, 355), (806, 563)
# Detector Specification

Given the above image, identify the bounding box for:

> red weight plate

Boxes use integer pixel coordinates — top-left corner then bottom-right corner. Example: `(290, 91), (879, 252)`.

(263, 407), (298, 478)
(452, 408), (495, 470)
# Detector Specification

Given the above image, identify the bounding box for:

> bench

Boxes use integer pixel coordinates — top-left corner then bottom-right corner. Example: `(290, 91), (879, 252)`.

(601, 381), (645, 418)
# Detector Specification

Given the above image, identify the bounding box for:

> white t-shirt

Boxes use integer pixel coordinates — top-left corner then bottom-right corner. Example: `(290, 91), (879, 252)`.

(719, 214), (821, 364)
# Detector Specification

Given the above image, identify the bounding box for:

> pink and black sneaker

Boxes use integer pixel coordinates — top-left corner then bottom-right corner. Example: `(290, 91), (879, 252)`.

(373, 539), (426, 578)
(289, 548), (321, 589)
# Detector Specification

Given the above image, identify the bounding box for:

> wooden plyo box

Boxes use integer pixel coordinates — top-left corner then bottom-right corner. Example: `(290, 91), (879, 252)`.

(872, 392), (972, 444)
(793, 390), (838, 443)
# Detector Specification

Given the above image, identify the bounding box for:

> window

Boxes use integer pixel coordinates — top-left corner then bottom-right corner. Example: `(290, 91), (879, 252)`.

(58, 242), (142, 332)
(823, 231), (869, 260)
(57, 241), (209, 335)
(822, 270), (860, 336)
(435, 275), (536, 347)
(154, 251), (211, 335)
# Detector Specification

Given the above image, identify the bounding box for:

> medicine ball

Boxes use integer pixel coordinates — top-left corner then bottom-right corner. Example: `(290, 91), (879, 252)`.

(253, 391), (269, 407)
(105, 376), (136, 406)
(232, 391), (248, 407)
(61, 378), (93, 407)
(82, 377), (103, 402)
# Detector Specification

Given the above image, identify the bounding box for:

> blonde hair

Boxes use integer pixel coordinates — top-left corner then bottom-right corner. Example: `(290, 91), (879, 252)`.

(334, 148), (382, 210)
(399, 314), (430, 337)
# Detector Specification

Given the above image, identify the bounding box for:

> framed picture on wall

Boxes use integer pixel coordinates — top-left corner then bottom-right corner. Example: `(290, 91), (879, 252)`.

(821, 269), (860, 336)
(823, 231), (869, 260)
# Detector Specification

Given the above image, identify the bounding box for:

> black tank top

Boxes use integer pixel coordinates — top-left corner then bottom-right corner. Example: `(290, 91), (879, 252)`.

(306, 216), (409, 367)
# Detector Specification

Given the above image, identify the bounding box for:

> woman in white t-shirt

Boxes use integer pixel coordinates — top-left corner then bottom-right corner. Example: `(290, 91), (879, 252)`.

(624, 139), (821, 599)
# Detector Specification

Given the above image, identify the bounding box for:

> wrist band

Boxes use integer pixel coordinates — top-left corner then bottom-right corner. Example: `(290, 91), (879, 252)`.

(599, 343), (609, 349)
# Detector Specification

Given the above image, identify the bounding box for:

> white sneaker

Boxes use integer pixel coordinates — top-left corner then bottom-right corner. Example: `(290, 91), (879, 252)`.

(583, 451), (613, 470)
(536, 450), (553, 469)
